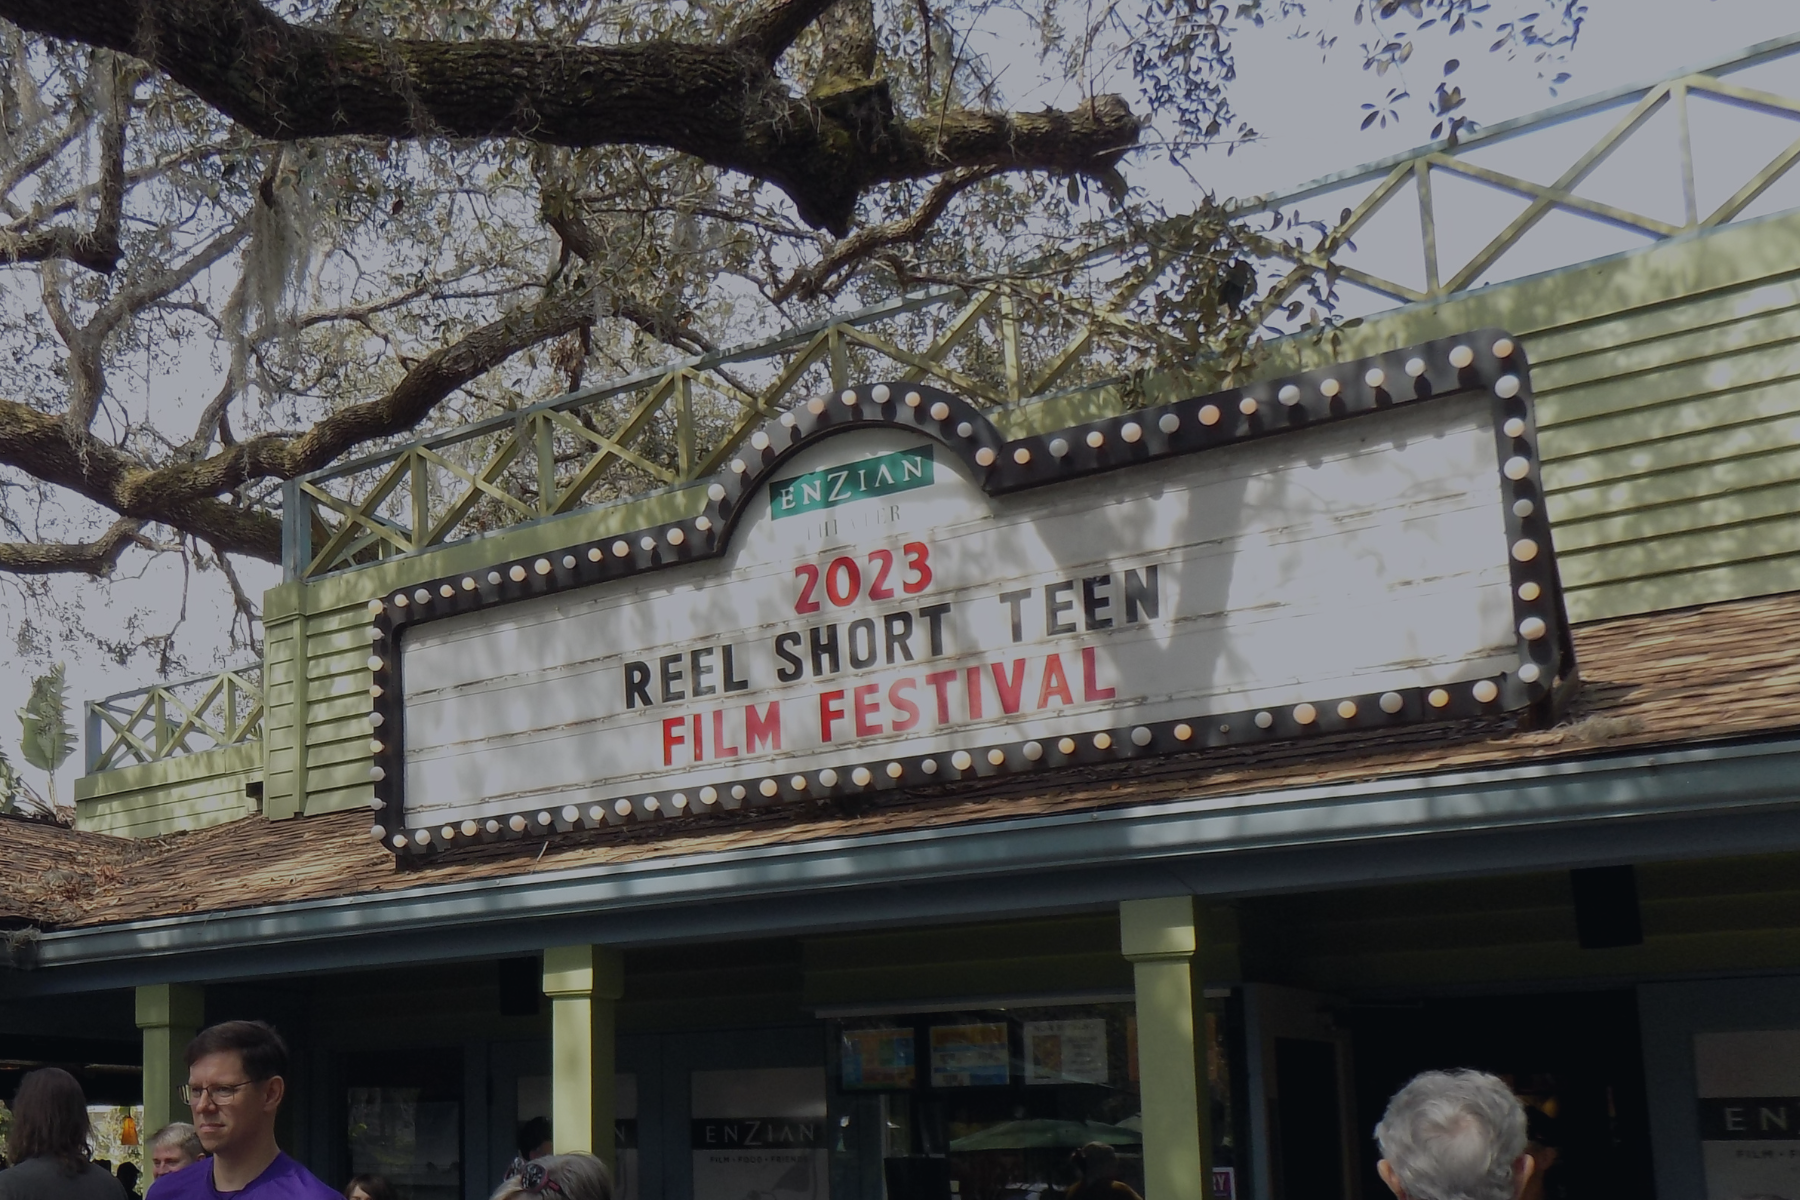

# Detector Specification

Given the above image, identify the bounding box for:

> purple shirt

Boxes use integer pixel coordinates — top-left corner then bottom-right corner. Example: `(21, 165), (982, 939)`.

(146, 1153), (339, 1200)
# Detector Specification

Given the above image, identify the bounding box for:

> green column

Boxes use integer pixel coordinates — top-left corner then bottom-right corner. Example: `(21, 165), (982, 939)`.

(1121, 897), (1209, 1200)
(136, 984), (205, 1135)
(542, 945), (624, 1170)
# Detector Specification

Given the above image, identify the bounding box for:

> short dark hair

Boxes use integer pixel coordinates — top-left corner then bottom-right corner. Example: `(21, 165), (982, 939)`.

(517, 1116), (552, 1159)
(6, 1067), (91, 1176)
(344, 1173), (398, 1200)
(184, 1019), (290, 1082)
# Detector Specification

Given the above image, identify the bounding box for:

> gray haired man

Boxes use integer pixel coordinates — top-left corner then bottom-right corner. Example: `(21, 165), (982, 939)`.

(1375, 1070), (1537, 1200)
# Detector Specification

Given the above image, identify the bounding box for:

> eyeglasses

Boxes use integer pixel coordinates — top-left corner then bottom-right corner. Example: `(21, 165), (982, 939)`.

(507, 1161), (565, 1196)
(181, 1079), (264, 1105)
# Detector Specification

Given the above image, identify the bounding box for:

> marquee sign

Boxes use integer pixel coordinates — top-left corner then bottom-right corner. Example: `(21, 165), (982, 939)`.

(363, 330), (1570, 854)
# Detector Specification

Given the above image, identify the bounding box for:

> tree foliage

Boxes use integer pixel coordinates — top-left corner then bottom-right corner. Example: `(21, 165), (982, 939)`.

(0, 0), (1584, 668)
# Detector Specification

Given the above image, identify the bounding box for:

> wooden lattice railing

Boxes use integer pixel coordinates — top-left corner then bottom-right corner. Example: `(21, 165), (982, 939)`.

(86, 667), (265, 771)
(281, 35), (1800, 584)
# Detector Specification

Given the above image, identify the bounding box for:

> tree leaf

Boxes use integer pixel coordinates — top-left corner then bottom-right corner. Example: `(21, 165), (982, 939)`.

(1444, 58), (1461, 75)
(18, 663), (76, 776)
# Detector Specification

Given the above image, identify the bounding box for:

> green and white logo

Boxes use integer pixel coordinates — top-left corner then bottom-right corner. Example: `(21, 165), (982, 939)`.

(769, 445), (935, 518)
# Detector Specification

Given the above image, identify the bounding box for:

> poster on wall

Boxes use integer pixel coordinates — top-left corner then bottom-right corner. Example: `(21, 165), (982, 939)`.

(692, 1068), (827, 1200)
(1697, 1030), (1800, 1199)
(1024, 1019), (1109, 1085)
(930, 1024), (1010, 1087)
(840, 1027), (916, 1089)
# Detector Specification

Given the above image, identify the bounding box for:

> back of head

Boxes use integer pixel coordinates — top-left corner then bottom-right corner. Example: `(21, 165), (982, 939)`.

(1376, 1070), (1527, 1200)
(6, 1066), (91, 1176)
(1075, 1143), (1119, 1181)
(492, 1153), (612, 1200)
(345, 1173), (398, 1200)
(516, 1116), (553, 1161)
(184, 1019), (290, 1081)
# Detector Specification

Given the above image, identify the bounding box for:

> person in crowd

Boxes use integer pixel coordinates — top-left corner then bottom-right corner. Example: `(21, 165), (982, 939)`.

(146, 1124), (204, 1180)
(117, 1162), (142, 1198)
(501, 1116), (554, 1183)
(1375, 1069), (1537, 1200)
(493, 1153), (611, 1200)
(0, 1066), (128, 1198)
(342, 1175), (396, 1200)
(1064, 1142), (1142, 1200)
(150, 1019), (339, 1198)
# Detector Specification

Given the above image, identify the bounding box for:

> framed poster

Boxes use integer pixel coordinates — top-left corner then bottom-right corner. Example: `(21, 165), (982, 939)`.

(691, 1068), (826, 1200)
(1023, 1019), (1109, 1085)
(1697, 1030), (1800, 1199)
(930, 1023), (1010, 1087)
(840, 1027), (916, 1089)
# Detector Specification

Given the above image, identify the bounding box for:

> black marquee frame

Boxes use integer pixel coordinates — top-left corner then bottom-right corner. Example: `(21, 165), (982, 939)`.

(364, 328), (1574, 855)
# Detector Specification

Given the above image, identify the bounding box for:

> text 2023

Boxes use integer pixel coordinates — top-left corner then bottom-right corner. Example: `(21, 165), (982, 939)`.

(794, 543), (932, 613)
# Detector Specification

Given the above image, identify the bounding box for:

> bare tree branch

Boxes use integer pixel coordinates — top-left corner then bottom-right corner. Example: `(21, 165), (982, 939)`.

(777, 166), (998, 301)
(0, 516), (149, 574)
(0, 0), (1140, 235)
(0, 60), (128, 273)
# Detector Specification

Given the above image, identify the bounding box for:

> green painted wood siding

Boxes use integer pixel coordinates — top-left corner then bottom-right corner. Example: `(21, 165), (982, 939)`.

(75, 207), (1800, 835)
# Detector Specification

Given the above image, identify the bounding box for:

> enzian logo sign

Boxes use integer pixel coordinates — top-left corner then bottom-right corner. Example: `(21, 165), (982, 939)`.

(769, 444), (935, 518)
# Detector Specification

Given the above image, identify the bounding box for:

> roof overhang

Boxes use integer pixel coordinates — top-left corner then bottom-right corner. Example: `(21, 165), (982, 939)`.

(9, 734), (1800, 995)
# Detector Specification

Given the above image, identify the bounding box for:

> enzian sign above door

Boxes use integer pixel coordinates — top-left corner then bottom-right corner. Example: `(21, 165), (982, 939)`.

(362, 330), (1571, 854)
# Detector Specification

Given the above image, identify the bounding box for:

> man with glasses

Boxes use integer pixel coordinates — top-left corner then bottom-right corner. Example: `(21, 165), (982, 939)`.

(149, 1020), (338, 1198)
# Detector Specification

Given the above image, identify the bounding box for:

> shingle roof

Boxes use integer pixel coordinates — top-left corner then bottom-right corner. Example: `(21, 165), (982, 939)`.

(17, 589), (1800, 931)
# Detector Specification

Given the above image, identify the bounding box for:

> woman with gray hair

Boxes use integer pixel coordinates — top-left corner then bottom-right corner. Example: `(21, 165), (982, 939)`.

(1375, 1070), (1537, 1200)
(491, 1153), (612, 1200)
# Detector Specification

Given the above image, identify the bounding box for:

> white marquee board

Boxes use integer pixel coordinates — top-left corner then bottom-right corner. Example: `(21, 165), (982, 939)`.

(365, 332), (1567, 852)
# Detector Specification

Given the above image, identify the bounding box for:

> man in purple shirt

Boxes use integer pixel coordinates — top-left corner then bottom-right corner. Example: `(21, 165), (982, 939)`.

(147, 1020), (339, 1199)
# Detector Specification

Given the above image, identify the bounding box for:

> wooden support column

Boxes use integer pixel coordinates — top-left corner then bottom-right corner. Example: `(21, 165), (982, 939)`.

(1121, 897), (1209, 1200)
(543, 946), (624, 1170)
(136, 984), (204, 1135)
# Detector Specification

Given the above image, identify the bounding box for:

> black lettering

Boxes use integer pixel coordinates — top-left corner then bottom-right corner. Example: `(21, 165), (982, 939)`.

(810, 623), (841, 677)
(774, 632), (803, 683)
(659, 653), (685, 702)
(624, 661), (652, 709)
(1124, 565), (1160, 623)
(723, 644), (750, 692)
(847, 618), (878, 669)
(919, 602), (953, 656)
(884, 611), (915, 664)
(999, 588), (1032, 642)
(1083, 574), (1113, 630)
(690, 647), (716, 697)
(1045, 580), (1076, 635)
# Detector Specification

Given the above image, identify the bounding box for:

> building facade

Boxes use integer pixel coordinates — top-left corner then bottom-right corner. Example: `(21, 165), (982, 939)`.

(6, 40), (1800, 1200)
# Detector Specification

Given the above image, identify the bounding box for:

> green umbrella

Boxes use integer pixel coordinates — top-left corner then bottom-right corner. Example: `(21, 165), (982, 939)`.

(948, 1119), (1142, 1152)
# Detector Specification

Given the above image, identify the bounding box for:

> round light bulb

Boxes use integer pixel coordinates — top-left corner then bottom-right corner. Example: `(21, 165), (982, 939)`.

(614, 799), (633, 816)
(1023, 741), (1043, 760)
(1380, 692), (1404, 714)
(1519, 581), (1542, 601)
(952, 750), (972, 770)
(750, 431), (771, 450)
(1086, 430), (1105, 448)
(1093, 732), (1113, 750)
(1519, 616), (1547, 640)
(700, 786), (719, 804)
(1293, 703), (1317, 725)
(1337, 700), (1358, 719)
(851, 767), (872, 787)
(956, 421), (974, 438)
(414, 588), (431, 604)
(840, 389), (857, 406)
(1121, 422), (1143, 443)
(1512, 539), (1539, 562)
(1495, 375), (1521, 399)
(930, 402), (951, 421)
(975, 447), (996, 466)
(1449, 345), (1474, 368)
(818, 769), (838, 787)
(872, 385), (891, 403)
(488, 570), (502, 584)
(1278, 385), (1300, 406)
(1503, 417), (1526, 438)
(1058, 738), (1077, 754)
(708, 483), (727, 502)
(1254, 711), (1273, 729)
(1492, 337), (1516, 358)
(1513, 498), (1535, 518)
(1049, 437), (1070, 458)
(1503, 456), (1531, 481)
(1013, 447), (1032, 464)
(1428, 688), (1450, 708)
(759, 778), (779, 796)
(1173, 723), (1193, 741)
(1199, 404), (1221, 426)
(789, 775), (808, 791)
(533, 558), (551, 575)
(1405, 357), (1427, 377)
(1519, 663), (1542, 683)
(1320, 378), (1341, 398)
(1365, 367), (1386, 388)
(1473, 679), (1500, 703)
(904, 391), (922, 407)
(1238, 398), (1258, 416)
(1131, 726), (1153, 746)
(987, 748), (1006, 766)
(612, 540), (630, 557)
(1159, 413), (1180, 433)
(885, 761), (904, 778)
(508, 565), (527, 582)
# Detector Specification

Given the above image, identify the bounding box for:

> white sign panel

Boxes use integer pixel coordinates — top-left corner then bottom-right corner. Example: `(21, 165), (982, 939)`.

(1697, 1030), (1800, 1199)
(366, 333), (1566, 851)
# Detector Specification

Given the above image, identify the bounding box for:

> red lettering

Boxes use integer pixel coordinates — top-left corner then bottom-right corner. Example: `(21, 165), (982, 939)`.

(867, 548), (896, 599)
(902, 541), (932, 594)
(691, 713), (704, 761)
(825, 556), (861, 607)
(889, 678), (921, 731)
(819, 691), (847, 742)
(991, 659), (1027, 715)
(747, 702), (782, 752)
(853, 684), (883, 736)
(966, 666), (985, 720)
(924, 671), (957, 724)
(1081, 646), (1116, 701)
(662, 716), (686, 766)
(1038, 653), (1074, 708)
(712, 708), (740, 757)
(794, 563), (821, 614)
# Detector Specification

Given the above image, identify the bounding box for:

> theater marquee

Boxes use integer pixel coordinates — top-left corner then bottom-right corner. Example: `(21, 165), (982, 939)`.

(364, 330), (1571, 853)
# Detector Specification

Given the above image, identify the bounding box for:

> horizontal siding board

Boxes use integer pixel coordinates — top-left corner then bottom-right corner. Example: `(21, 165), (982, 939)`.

(1529, 292), (1800, 396)
(304, 760), (378, 794)
(1565, 553), (1800, 623)
(305, 782), (374, 814)
(1544, 443), (1800, 523)
(1537, 347), (1800, 444)
(303, 733), (372, 772)
(1541, 411), (1800, 493)
(1558, 512), (1800, 587)
(1551, 480), (1798, 553)
(1526, 273), (1800, 370)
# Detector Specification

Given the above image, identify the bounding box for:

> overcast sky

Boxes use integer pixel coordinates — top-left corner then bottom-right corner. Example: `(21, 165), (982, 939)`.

(2, 0), (1795, 806)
